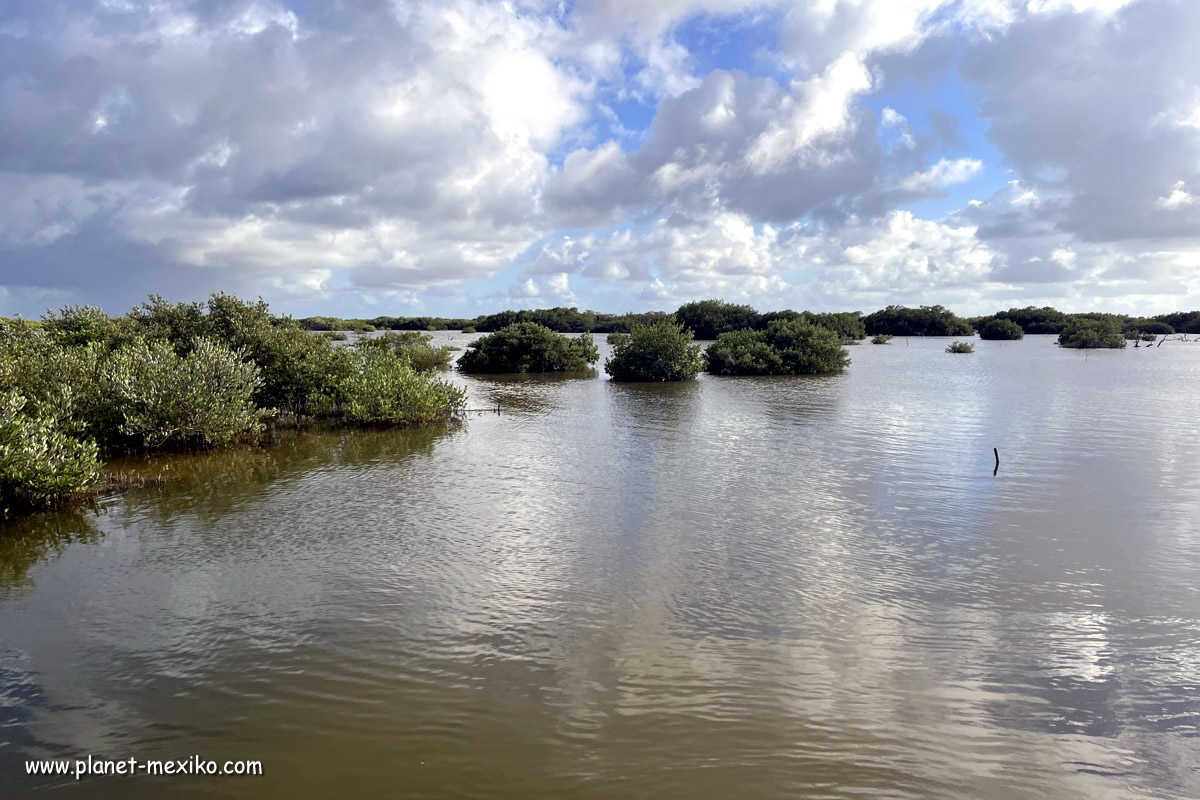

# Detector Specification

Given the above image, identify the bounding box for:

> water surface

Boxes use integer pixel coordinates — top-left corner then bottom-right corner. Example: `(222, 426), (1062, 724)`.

(2, 335), (1199, 799)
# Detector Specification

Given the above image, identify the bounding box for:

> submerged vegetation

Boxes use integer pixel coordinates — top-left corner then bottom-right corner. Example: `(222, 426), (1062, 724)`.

(1, 295), (466, 516)
(457, 323), (599, 374)
(946, 341), (975, 354)
(705, 319), (851, 376)
(605, 321), (704, 382)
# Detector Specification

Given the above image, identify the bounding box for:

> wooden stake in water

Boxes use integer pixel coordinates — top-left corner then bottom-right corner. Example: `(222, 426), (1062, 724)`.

(993, 447), (1000, 477)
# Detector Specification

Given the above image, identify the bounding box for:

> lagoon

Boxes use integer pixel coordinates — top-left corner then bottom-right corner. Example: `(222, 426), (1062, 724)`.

(2, 333), (1199, 799)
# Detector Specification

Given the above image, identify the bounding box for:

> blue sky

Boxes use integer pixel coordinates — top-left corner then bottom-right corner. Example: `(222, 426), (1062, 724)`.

(1, 0), (1198, 318)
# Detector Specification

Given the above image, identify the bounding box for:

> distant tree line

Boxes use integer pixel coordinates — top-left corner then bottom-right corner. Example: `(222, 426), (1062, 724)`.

(969, 306), (1197, 337)
(300, 309), (673, 334)
(293, 302), (1200, 344)
(299, 301), (869, 341)
(863, 305), (975, 337)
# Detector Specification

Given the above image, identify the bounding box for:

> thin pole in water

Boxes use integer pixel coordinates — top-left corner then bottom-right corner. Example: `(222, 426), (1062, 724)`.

(993, 447), (1000, 476)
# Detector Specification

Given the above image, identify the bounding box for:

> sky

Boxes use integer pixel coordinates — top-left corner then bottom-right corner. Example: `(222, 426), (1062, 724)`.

(1, 0), (1199, 319)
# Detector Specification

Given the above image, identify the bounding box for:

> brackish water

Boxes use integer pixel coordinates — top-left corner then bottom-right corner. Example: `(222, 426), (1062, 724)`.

(2, 334), (1199, 799)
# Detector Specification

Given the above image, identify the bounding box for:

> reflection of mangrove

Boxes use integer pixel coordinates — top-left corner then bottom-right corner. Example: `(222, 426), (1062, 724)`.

(0, 509), (102, 592)
(108, 424), (458, 528)
(735, 375), (842, 427)
(605, 380), (701, 434)
(465, 371), (595, 414)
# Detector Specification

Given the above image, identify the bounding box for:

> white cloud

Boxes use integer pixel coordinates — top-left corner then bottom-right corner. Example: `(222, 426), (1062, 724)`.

(899, 158), (984, 192)
(820, 211), (996, 292)
(2, 0), (1200, 317)
(746, 52), (873, 173)
(634, 37), (702, 97)
(1158, 181), (1196, 210)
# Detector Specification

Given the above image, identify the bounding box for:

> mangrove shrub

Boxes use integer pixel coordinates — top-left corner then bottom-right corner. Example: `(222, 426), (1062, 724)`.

(864, 305), (974, 337)
(981, 306), (1069, 335)
(1057, 319), (1127, 349)
(1155, 311), (1200, 334)
(978, 319), (1024, 340)
(758, 311), (866, 340)
(706, 319), (850, 375)
(1124, 318), (1174, 336)
(336, 347), (467, 426)
(358, 331), (453, 372)
(605, 320), (704, 382)
(103, 338), (269, 449)
(0, 390), (101, 514)
(946, 341), (975, 353)
(457, 323), (599, 373)
(674, 300), (760, 339)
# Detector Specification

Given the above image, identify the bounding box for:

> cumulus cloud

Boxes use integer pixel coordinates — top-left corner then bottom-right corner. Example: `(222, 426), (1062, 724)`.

(0, 0), (585, 310)
(899, 158), (984, 193)
(1, 0), (1199, 316)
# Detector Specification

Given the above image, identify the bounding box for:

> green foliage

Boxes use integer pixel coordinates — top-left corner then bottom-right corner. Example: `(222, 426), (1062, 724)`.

(41, 305), (122, 348)
(675, 300), (760, 339)
(0, 323), (104, 431)
(321, 331), (349, 341)
(0, 293), (488, 515)
(0, 390), (101, 514)
(589, 311), (673, 334)
(122, 295), (211, 351)
(357, 331), (453, 372)
(946, 341), (975, 353)
(301, 309), (673, 335)
(1124, 318), (1173, 335)
(301, 315), (460, 332)
(1155, 310), (1200, 334)
(760, 310), (866, 340)
(604, 320), (704, 382)
(201, 295), (344, 414)
(978, 319), (1024, 340)
(294, 305), (1200, 341)
(706, 319), (850, 375)
(864, 305), (975, 337)
(473, 307), (596, 333)
(0, 317), (43, 330)
(457, 323), (599, 373)
(980, 306), (1070, 335)
(871, 334), (893, 344)
(703, 329), (782, 375)
(102, 338), (268, 449)
(1058, 318), (1127, 349)
(335, 347), (466, 426)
